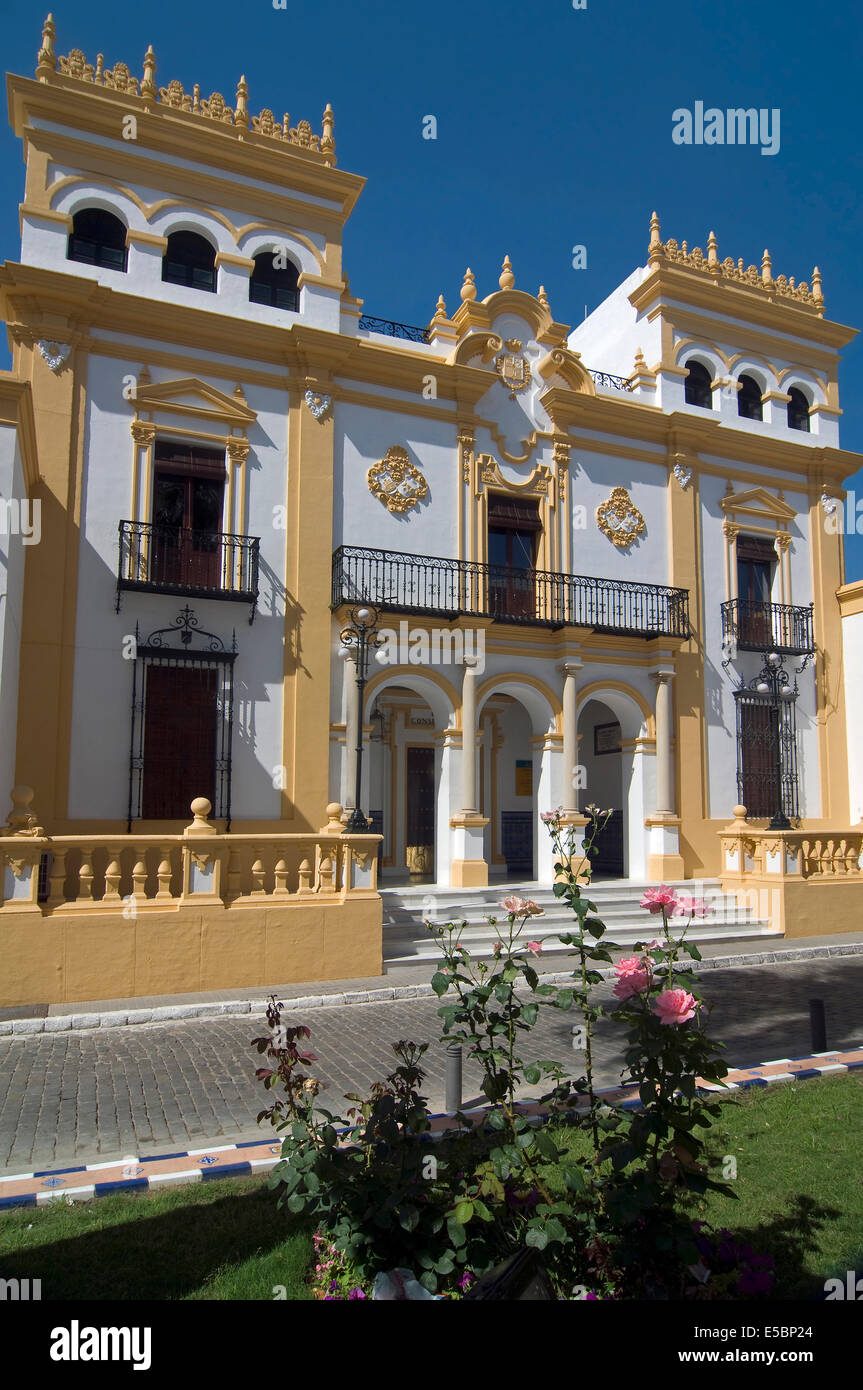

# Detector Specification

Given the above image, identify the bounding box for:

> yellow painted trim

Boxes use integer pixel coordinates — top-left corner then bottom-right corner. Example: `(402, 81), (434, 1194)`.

(0, 375), (39, 490)
(475, 672), (563, 732)
(838, 579), (863, 616)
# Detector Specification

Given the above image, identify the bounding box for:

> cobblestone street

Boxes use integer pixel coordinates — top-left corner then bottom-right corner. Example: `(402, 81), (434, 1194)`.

(1, 957), (861, 1172)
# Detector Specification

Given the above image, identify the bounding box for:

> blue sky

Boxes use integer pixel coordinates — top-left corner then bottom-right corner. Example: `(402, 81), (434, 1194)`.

(2, 0), (862, 576)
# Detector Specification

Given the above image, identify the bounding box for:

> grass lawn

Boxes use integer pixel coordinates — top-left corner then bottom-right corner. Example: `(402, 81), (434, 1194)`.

(1, 1074), (860, 1300)
(549, 1072), (863, 1299)
(0, 1178), (313, 1301)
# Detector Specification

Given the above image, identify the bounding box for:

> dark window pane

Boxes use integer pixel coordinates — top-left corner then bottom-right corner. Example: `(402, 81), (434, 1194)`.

(249, 252), (300, 311)
(684, 360), (713, 409)
(67, 208), (128, 271)
(162, 231), (217, 292)
(788, 387), (810, 432)
(738, 375), (763, 420)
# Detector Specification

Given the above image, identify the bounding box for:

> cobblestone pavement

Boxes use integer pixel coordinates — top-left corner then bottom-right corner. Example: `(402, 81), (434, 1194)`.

(1, 957), (861, 1172)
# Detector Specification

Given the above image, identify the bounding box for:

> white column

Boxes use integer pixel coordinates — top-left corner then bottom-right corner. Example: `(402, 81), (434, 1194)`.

(653, 669), (675, 814)
(560, 660), (583, 812)
(461, 658), (478, 812)
(343, 658), (359, 810)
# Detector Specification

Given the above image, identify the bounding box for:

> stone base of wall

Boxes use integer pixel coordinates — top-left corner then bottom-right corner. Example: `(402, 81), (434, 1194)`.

(0, 899), (383, 1006)
(719, 876), (863, 938)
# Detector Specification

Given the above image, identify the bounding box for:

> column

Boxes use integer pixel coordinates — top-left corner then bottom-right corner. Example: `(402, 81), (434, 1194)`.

(561, 660), (582, 812)
(646, 667), (684, 880)
(449, 658), (488, 887)
(343, 658), (359, 811)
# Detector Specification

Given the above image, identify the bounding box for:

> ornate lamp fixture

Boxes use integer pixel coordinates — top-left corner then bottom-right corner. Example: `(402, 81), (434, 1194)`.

(338, 605), (386, 833)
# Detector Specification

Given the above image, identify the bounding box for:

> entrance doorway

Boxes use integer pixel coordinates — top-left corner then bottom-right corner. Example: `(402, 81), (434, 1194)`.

(141, 664), (218, 818)
(405, 745), (435, 876)
(579, 698), (625, 877)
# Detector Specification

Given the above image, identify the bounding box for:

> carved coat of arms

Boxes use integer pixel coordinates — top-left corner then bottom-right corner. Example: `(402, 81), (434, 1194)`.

(495, 339), (532, 398)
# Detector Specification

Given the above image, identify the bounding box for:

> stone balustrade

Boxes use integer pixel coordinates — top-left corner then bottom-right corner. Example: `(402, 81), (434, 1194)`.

(0, 791), (380, 914)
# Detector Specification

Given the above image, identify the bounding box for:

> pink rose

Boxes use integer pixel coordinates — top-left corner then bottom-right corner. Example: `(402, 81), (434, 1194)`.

(615, 956), (646, 977)
(501, 896), (544, 918)
(652, 988), (698, 1026)
(527, 940), (543, 955)
(674, 895), (713, 919)
(613, 969), (650, 1000)
(640, 886), (681, 915)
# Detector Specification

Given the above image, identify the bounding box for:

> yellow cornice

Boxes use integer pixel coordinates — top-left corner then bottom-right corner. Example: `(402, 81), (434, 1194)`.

(655, 305), (842, 377)
(630, 264), (857, 351)
(837, 579), (863, 617)
(7, 71), (365, 222)
(214, 251), (255, 272)
(133, 376), (257, 425)
(126, 227), (167, 249)
(0, 373), (39, 490)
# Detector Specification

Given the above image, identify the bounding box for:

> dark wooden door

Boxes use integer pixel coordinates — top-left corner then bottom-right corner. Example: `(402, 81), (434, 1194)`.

(588, 809), (624, 877)
(141, 665), (218, 819)
(501, 811), (534, 876)
(152, 472), (223, 589)
(740, 702), (779, 817)
(406, 746), (435, 872)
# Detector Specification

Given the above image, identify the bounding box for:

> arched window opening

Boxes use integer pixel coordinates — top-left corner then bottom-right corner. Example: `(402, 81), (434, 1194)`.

(67, 208), (128, 271)
(787, 387), (811, 433)
(249, 251), (300, 311)
(738, 374), (764, 421)
(684, 359), (713, 409)
(162, 230), (217, 293)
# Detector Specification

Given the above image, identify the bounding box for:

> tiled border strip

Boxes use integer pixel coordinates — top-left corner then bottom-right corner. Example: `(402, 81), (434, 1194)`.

(1, 942), (861, 1037)
(1, 1045), (861, 1210)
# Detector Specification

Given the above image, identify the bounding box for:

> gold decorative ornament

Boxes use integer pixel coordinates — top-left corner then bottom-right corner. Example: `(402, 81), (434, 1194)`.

(368, 447), (428, 514)
(495, 339), (531, 398)
(596, 487), (646, 548)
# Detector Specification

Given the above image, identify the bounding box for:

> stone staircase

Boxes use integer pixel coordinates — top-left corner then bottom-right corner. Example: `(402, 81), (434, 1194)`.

(381, 877), (780, 965)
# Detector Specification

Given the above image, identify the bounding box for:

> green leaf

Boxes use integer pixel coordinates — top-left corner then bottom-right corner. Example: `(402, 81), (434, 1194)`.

(398, 1204), (420, 1232)
(447, 1217), (467, 1247)
(286, 1192), (306, 1213)
(525, 1226), (548, 1250)
(431, 971), (450, 996)
(454, 1200), (474, 1224)
(523, 1064), (541, 1085)
(533, 1128), (560, 1161)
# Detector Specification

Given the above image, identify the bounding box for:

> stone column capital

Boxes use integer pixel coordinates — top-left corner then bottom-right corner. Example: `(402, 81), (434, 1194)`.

(651, 667), (676, 684)
(559, 659), (584, 676)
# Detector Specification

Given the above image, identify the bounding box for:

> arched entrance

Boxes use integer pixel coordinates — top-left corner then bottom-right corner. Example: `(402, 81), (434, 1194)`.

(477, 677), (560, 885)
(577, 686), (652, 879)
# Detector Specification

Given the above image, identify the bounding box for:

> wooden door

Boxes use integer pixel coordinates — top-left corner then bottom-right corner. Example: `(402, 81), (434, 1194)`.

(141, 665), (218, 819)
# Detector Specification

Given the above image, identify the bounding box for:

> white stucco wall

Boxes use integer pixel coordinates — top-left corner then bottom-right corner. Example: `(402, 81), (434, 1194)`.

(0, 426), (27, 811)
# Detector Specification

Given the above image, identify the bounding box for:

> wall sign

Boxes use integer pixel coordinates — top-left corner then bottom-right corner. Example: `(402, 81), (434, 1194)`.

(594, 722), (622, 755)
(515, 759), (533, 796)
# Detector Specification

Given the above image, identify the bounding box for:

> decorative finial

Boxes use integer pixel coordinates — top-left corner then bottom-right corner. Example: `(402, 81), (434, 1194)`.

(812, 265), (824, 307)
(137, 364), (151, 386)
(648, 210), (662, 263)
(321, 103), (335, 161)
(499, 255), (515, 290)
(235, 75), (249, 130)
(141, 44), (157, 103)
(537, 285), (550, 309)
(761, 248), (773, 287)
(433, 293), (447, 320)
(634, 346), (646, 367)
(460, 267), (477, 302)
(36, 14), (57, 81)
(707, 230), (718, 267)
(233, 383), (246, 402)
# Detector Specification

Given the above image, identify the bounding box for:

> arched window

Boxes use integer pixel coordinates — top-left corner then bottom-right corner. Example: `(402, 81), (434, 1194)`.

(162, 231), (217, 292)
(787, 387), (811, 432)
(738, 374), (763, 421)
(249, 251), (300, 311)
(684, 359), (713, 409)
(67, 208), (128, 271)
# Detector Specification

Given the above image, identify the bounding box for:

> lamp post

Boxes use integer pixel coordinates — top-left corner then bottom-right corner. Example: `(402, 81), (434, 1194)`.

(338, 605), (385, 834)
(752, 651), (797, 831)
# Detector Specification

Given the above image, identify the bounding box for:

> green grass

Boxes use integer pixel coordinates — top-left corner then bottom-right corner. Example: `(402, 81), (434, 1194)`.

(2, 1075), (860, 1300)
(0, 1178), (314, 1301)
(549, 1072), (863, 1298)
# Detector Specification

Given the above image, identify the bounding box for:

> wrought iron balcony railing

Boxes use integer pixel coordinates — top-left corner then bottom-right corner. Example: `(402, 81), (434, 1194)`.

(721, 599), (815, 655)
(332, 546), (690, 638)
(358, 315), (431, 343)
(117, 521), (260, 622)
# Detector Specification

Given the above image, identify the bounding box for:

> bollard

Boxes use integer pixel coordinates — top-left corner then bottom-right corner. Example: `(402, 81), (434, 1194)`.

(809, 998), (827, 1053)
(445, 1042), (463, 1113)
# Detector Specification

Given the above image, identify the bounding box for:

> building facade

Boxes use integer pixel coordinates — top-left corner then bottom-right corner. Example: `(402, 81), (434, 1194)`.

(0, 19), (861, 1006)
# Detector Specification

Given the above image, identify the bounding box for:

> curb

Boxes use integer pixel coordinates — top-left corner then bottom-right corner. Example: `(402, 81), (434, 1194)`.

(1, 1046), (861, 1210)
(0, 941), (861, 1037)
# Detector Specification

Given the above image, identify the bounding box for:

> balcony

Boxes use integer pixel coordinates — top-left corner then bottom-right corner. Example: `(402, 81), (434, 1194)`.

(117, 521), (260, 622)
(332, 546), (690, 638)
(721, 599), (815, 655)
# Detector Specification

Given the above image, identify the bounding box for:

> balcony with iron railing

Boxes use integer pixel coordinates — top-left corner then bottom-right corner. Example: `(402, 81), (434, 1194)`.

(332, 546), (690, 638)
(117, 521), (260, 621)
(721, 599), (815, 655)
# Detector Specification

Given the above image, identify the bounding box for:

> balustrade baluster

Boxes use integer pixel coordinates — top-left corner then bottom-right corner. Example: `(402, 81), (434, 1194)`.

(47, 848), (68, 906)
(156, 846), (174, 900)
(78, 851), (94, 900)
(104, 851), (123, 902)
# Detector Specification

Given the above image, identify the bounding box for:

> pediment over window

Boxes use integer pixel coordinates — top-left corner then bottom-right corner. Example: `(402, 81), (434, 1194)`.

(131, 377), (257, 427)
(719, 486), (797, 524)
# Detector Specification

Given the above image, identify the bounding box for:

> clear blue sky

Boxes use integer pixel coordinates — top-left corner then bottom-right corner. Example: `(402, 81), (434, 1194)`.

(2, 0), (862, 576)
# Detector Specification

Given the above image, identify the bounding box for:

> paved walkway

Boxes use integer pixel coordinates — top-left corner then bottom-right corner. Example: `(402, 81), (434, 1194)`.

(1, 953), (861, 1174)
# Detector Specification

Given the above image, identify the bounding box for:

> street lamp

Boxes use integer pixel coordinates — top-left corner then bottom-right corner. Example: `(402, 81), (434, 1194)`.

(338, 604), (385, 833)
(747, 651), (796, 831)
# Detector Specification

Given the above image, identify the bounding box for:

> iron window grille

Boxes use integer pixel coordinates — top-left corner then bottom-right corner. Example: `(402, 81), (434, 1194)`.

(733, 687), (800, 822)
(127, 607), (237, 831)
